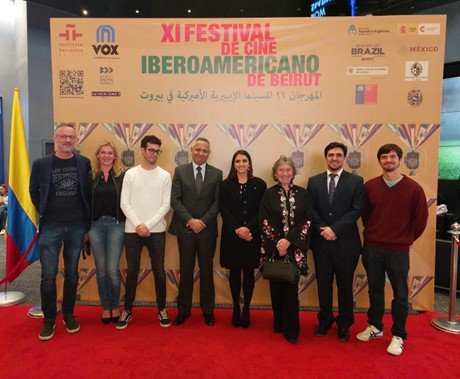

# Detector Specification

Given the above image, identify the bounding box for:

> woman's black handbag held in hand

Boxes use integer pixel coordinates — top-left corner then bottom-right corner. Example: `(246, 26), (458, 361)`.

(262, 254), (299, 283)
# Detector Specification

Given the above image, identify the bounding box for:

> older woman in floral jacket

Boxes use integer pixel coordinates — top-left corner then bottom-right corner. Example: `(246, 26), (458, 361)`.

(259, 155), (312, 345)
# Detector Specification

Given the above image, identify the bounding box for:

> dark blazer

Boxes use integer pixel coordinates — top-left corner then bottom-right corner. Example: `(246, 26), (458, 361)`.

(29, 153), (91, 230)
(169, 162), (222, 237)
(307, 170), (364, 256)
(219, 176), (266, 269)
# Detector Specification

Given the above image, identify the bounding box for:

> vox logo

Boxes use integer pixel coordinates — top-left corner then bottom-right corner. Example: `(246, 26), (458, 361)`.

(92, 25), (119, 56)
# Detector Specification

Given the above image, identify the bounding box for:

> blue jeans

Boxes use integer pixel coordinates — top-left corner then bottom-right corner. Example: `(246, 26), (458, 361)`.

(88, 217), (125, 310)
(362, 246), (410, 339)
(39, 224), (86, 321)
(124, 232), (166, 311)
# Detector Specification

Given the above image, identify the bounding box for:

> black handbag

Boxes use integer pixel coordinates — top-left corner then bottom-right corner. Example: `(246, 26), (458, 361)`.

(262, 254), (299, 283)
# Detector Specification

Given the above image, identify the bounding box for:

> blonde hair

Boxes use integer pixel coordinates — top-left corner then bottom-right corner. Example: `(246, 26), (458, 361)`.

(91, 141), (123, 179)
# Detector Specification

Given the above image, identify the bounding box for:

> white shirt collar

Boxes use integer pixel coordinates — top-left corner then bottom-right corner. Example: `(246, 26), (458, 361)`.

(193, 162), (207, 173)
(327, 168), (343, 178)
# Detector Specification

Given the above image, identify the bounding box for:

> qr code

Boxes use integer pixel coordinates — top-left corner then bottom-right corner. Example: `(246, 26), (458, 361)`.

(59, 70), (84, 96)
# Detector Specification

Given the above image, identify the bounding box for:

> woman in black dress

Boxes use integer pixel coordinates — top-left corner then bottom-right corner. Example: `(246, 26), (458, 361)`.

(259, 155), (312, 344)
(220, 150), (266, 328)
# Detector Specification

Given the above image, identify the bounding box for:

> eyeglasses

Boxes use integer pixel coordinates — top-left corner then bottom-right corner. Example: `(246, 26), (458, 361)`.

(145, 148), (162, 155)
(56, 134), (76, 140)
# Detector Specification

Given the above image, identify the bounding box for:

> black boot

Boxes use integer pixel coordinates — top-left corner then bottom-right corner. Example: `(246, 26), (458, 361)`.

(241, 306), (250, 329)
(232, 305), (241, 327)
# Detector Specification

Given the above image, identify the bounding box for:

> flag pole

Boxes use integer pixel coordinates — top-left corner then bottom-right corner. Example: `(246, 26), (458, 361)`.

(0, 88), (39, 305)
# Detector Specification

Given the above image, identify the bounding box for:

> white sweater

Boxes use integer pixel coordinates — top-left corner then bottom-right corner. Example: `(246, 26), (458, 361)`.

(120, 165), (171, 233)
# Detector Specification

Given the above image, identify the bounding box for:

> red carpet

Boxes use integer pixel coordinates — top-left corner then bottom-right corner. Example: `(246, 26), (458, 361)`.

(0, 306), (459, 378)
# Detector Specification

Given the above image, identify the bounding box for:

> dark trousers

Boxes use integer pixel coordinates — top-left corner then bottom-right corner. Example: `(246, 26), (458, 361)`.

(362, 246), (410, 339)
(269, 279), (300, 341)
(176, 231), (217, 316)
(313, 249), (359, 329)
(124, 232), (167, 311)
(229, 268), (255, 308)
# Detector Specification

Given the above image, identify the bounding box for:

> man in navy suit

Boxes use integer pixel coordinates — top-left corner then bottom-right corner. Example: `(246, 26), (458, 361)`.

(169, 137), (222, 326)
(307, 142), (364, 342)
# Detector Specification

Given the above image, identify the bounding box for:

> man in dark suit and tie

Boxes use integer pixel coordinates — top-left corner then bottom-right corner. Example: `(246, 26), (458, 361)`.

(169, 137), (223, 326)
(307, 142), (364, 342)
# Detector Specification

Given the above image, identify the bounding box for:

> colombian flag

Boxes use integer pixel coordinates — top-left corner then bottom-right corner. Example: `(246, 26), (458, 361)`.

(0, 89), (39, 285)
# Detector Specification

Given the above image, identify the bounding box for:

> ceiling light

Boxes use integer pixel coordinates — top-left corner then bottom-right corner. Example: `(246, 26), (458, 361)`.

(135, 10), (140, 14)
(82, 9), (88, 16)
(187, 9), (191, 13)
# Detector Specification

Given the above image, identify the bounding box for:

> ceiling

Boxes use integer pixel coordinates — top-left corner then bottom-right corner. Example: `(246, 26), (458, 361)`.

(28, 0), (459, 18)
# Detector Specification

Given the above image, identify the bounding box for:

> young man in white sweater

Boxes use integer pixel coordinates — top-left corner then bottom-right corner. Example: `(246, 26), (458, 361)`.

(118, 135), (172, 329)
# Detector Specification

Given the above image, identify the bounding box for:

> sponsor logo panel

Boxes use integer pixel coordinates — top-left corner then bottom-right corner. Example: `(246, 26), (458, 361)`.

(407, 88), (423, 107)
(347, 67), (388, 76)
(405, 61), (429, 81)
(418, 23), (441, 35)
(100, 66), (114, 85)
(398, 45), (440, 56)
(355, 84), (378, 105)
(91, 91), (121, 97)
(351, 43), (385, 61)
(398, 23), (441, 35)
(57, 24), (83, 56)
(348, 25), (390, 36)
(92, 24), (119, 60)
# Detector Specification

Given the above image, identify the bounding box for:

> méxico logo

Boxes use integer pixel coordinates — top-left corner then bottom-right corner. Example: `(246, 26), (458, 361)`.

(92, 25), (119, 58)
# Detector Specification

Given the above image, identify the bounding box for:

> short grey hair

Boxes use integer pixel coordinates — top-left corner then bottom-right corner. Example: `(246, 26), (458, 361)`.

(271, 155), (297, 182)
(54, 123), (75, 135)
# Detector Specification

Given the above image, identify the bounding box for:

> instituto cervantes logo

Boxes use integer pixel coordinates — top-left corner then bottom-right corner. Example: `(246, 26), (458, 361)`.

(58, 24), (83, 56)
(58, 24), (83, 41)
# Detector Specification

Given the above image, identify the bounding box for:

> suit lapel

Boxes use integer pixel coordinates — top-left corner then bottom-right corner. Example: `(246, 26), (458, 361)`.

(203, 165), (213, 187)
(185, 163), (199, 196)
(320, 172), (330, 204)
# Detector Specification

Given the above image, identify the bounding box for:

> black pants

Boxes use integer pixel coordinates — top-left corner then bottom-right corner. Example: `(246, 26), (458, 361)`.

(124, 232), (167, 311)
(313, 249), (359, 329)
(269, 279), (300, 340)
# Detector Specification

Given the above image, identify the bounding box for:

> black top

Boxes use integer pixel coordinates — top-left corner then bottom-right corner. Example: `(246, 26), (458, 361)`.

(88, 169), (126, 223)
(219, 176), (266, 269)
(92, 173), (118, 220)
(45, 156), (85, 225)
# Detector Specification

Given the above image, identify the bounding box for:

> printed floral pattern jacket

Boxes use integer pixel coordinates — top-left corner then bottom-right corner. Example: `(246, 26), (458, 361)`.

(259, 184), (312, 275)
